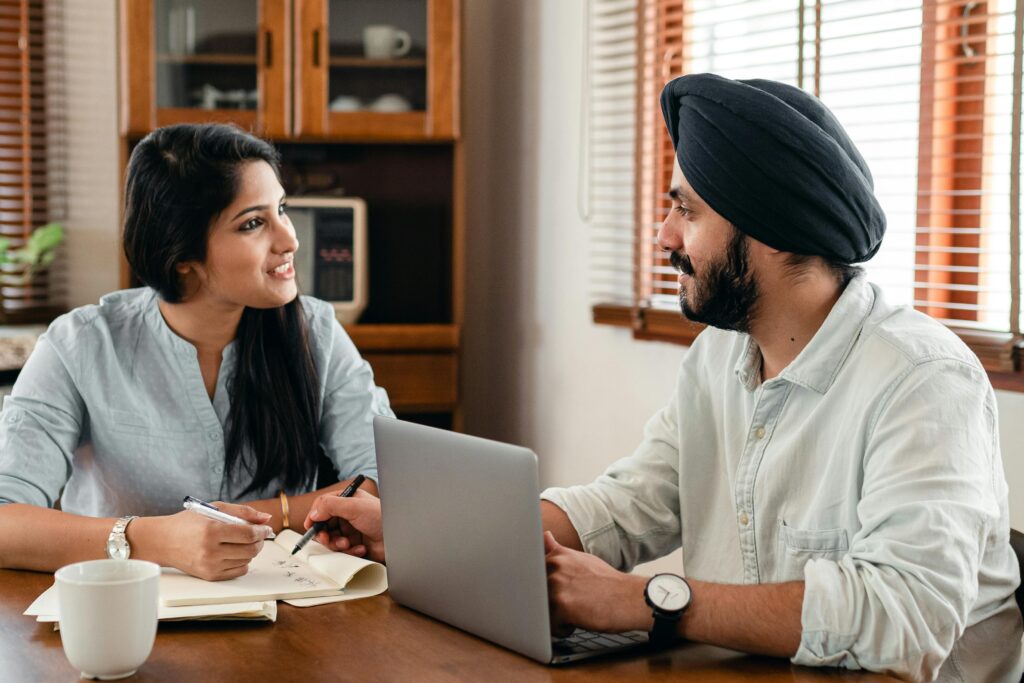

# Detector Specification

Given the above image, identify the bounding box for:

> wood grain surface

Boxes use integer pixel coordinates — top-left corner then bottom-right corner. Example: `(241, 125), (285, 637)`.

(0, 569), (900, 682)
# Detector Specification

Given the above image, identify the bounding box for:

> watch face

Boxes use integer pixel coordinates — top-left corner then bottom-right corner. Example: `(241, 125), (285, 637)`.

(648, 574), (690, 613)
(106, 537), (129, 560)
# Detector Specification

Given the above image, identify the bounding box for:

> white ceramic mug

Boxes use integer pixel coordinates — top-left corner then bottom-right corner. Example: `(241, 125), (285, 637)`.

(56, 559), (160, 680)
(363, 25), (412, 59)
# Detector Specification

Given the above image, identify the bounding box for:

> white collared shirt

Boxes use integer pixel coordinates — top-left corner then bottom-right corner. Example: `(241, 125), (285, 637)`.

(542, 275), (1023, 682)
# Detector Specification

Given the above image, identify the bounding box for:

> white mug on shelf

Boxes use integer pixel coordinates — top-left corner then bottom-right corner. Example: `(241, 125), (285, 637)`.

(56, 559), (160, 680)
(363, 25), (412, 59)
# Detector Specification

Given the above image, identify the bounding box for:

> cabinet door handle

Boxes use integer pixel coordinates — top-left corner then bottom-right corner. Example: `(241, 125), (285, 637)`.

(264, 30), (273, 68)
(313, 29), (321, 67)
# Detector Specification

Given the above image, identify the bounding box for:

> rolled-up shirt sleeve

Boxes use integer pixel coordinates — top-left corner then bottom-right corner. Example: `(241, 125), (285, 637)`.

(541, 367), (684, 572)
(794, 359), (1001, 681)
(314, 306), (393, 485)
(0, 335), (84, 507)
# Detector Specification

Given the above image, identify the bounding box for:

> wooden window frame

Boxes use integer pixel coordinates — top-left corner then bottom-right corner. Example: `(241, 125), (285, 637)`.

(593, 0), (1024, 391)
(0, 0), (64, 323)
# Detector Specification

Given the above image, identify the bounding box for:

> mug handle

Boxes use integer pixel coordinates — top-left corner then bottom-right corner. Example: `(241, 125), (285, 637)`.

(393, 30), (412, 58)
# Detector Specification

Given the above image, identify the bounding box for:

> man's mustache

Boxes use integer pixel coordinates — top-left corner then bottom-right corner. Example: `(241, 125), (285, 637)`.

(669, 251), (694, 276)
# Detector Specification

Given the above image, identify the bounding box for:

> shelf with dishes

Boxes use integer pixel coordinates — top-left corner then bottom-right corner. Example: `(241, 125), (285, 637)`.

(329, 57), (426, 69)
(156, 53), (257, 65)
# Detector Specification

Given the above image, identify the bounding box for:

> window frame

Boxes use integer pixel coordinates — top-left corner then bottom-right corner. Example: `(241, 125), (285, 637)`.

(591, 0), (1024, 389)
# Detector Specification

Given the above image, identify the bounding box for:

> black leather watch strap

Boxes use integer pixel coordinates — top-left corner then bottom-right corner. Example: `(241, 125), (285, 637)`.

(649, 610), (682, 645)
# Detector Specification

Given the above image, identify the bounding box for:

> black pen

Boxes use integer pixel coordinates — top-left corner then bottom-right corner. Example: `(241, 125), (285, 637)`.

(291, 474), (366, 555)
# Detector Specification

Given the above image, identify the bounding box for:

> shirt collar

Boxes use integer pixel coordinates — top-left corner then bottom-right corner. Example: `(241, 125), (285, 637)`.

(733, 273), (875, 394)
(143, 288), (238, 364)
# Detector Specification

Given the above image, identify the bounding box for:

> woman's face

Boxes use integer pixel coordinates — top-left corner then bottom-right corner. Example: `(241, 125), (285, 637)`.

(180, 160), (298, 310)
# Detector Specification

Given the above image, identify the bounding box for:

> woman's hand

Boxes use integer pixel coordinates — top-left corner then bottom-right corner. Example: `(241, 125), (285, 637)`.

(153, 502), (274, 581)
(303, 489), (386, 563)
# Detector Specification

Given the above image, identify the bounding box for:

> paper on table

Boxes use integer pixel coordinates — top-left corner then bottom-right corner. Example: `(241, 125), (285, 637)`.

(25, 582), (277, 623)
(25, 530), (386, 619)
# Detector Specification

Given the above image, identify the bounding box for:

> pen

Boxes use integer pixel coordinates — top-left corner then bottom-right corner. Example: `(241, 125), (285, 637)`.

(182, 495), (275, 539)
(291, 474), (366, 555)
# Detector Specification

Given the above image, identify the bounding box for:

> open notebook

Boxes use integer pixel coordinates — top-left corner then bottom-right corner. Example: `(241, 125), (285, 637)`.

(25, 529), (387, 623)
(160, 529), (387, 607)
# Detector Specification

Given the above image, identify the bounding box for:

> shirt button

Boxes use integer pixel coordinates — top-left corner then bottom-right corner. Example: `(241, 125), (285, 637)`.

(739, 512), (750, 526)
(208, 431), (221, 441)
(754, 426), (766, 439)
(213, 464), (224, 475)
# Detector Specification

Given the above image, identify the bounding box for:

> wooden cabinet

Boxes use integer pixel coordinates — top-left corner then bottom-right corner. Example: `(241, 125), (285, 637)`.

(118, 0), (464, 429)
(120, 0), (459, 141)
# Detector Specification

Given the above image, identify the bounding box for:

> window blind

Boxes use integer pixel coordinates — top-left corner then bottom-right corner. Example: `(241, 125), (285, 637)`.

(584, 0), (639, 311)
(592, 0), (1024, 374)
(0, 0), (64, 322)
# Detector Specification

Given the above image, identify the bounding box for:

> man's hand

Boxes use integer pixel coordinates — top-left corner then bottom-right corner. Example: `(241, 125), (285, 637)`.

(303, 489), (386, 563)
(544, 531), (652, 636)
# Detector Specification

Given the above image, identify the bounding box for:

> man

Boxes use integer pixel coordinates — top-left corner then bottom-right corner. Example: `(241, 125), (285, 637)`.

(306, 74), (1023, 682)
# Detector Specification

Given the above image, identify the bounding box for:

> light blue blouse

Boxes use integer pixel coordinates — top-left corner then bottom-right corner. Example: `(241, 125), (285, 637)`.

(0, 288), (392, 517)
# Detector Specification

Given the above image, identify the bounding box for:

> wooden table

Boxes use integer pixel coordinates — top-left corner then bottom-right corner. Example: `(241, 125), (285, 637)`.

(0, 569), (898, 682)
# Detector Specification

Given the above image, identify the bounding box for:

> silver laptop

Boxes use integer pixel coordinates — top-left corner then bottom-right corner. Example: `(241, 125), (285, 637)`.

(374, 416), (650, 664)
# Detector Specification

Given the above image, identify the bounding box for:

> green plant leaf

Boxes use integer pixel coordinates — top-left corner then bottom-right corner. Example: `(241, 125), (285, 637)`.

(31, 223), (64, 251)
(8, 222), (63, 267)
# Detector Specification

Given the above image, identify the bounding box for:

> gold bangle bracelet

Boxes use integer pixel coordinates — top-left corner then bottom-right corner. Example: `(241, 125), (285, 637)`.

(279, 490), (290, 529)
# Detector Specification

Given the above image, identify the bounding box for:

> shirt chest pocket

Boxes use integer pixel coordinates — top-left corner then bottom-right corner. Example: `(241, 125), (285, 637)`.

(775, 519), (850, 582)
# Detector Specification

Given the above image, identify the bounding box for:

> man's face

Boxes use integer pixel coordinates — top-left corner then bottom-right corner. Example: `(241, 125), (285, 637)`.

(657, 166), (759, 333)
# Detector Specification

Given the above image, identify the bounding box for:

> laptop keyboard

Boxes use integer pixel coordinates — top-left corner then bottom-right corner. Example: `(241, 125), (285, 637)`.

(552, 629), (649, 655)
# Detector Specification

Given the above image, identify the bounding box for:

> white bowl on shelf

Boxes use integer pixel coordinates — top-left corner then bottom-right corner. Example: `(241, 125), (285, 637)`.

(368, 94), (411, 113)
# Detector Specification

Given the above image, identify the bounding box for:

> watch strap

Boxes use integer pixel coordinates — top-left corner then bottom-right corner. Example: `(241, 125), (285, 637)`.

(112, 515), (137, 535)
(649, 609), (682, 645)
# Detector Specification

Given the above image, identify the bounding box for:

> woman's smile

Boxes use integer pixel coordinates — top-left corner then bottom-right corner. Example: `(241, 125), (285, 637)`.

(267, 259), (295, 280)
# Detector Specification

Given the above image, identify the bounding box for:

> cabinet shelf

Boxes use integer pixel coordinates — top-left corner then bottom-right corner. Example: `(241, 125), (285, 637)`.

(343, 323), (459, 352)
(343, 324), (460, 414)
(156, 53), (257, 65)
(328, 57), (427, 69)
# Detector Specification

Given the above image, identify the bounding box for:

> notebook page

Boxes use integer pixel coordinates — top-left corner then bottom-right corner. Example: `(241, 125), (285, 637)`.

(25, 582), (276, 622)
(160, 539), (343, 607)
(272, 530), (387, 605)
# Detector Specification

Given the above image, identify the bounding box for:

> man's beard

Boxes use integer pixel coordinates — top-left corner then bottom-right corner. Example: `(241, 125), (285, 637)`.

(670, 230), (758, 333)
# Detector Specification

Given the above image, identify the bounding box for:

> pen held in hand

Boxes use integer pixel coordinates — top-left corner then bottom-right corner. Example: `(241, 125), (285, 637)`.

(182, 496), (275, 539)
(291, 474), (366, 555)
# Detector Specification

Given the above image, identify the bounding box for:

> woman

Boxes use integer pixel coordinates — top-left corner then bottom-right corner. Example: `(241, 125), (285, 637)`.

(0, 123), (392, 580)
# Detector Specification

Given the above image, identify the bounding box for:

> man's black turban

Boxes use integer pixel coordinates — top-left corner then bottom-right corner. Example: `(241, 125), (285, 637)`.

(660, 73), (885, 263)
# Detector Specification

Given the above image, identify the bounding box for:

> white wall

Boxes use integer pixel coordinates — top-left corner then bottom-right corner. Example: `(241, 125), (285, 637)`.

(62, 0), (1023, 535)
(461, 0), (1024, 537)
(462, 0), (682, 481)
(62, 0), (122, 307)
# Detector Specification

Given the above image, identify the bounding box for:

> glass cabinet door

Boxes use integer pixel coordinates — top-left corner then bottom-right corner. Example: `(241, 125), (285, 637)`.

(326, 0), (428, 116)
(294, 0), (457, 140)
(154, 0), (259, 112)
(121, 0), (289, 138)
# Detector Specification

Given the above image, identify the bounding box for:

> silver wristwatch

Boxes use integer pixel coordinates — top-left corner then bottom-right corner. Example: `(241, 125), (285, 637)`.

(105, 516), (138, 560)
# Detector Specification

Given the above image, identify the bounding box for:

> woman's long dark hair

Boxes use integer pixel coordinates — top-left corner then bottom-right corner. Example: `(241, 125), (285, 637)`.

(122, 123), (319, 497)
